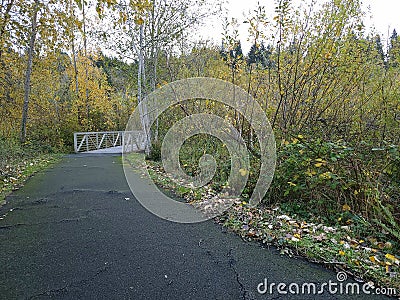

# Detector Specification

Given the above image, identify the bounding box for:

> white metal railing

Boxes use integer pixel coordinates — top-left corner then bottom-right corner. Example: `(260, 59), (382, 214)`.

(73, 131), (146, 153)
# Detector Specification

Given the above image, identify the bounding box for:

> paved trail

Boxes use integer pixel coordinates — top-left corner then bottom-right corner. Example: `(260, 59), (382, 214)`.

(0, 154), (387, 299)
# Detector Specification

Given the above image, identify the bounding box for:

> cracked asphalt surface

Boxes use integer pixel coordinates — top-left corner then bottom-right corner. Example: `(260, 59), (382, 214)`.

(0, 154), (389, 299)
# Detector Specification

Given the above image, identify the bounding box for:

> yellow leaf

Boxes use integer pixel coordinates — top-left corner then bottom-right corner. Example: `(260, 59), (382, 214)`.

(287, 181), (297, 187)
(305, 169), (316, 177)
(314, 163), (323, 168)
(135, 17), (144, 25)
(386, 265), (391, 273)
(342, 204), (351, 211)
(319, 172), (332, 180)
(385, 254), (396, 261)
(239, 169), (248, 176)
(377, 242), (385, 249)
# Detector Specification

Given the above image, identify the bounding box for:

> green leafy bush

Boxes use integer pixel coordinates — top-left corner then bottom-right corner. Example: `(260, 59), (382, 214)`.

(265, 136), (399, 239)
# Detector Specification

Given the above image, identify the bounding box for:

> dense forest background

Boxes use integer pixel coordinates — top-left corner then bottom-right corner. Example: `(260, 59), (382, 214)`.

(0, 0), (399, 243)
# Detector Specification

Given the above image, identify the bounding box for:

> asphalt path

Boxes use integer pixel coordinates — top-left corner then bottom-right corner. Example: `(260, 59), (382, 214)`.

(0, 154), (390, 299)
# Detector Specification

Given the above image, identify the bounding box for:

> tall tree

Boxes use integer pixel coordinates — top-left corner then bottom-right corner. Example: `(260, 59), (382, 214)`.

(388, 29), (399, 67)
(101, 0), (218, 154)
(0, 0), (15, 60)
(1, 0), (79, 143)
(20, 0), (39, 143)
(375, 34), (387, 69)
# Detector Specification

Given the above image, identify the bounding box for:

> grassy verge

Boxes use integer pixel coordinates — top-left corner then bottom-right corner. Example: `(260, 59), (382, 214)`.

(126, 152), (399, 292)
(218, 202), (399, 290)
(0, 139), (63, 206)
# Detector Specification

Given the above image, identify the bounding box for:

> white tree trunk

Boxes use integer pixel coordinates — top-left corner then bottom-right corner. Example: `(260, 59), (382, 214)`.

(137, 23), (151, 155)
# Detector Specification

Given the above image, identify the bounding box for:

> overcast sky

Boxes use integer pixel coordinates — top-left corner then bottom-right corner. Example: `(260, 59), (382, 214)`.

(197, 0), (400, 53)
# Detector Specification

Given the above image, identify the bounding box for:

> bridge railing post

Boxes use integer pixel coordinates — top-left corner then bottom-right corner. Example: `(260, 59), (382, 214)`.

(74, 133), (78, 153)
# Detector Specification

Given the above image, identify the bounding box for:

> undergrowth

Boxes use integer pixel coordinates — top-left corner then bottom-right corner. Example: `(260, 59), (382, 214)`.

(0, 137), (62, 205)
(142, 133), (400, 290)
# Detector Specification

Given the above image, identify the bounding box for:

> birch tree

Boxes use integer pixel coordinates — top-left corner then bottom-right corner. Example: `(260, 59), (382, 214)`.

(4, 0), (79, 143)
(101, 0), (218, 154)
(20, 0), (39, 143)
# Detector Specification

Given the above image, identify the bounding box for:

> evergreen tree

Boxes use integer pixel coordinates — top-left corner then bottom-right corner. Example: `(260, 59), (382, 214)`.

(375, 34), (387, 69)
(246, 42), (273, 69)
(247, 43), (258, 65)
(229, 41), (243, 62)
(391, 29), (398, 41)
(389, 29), (399, 67)
(220, 40), (243, 71)
(258, 43), (273, 69)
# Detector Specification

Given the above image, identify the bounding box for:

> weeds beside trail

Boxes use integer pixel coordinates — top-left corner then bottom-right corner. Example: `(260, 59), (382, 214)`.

(0, 138), (62, 206)
(128, 150), (400, 292)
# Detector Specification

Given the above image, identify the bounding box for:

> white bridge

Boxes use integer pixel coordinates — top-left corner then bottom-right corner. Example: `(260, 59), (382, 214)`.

(73, 131), (146, 153)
